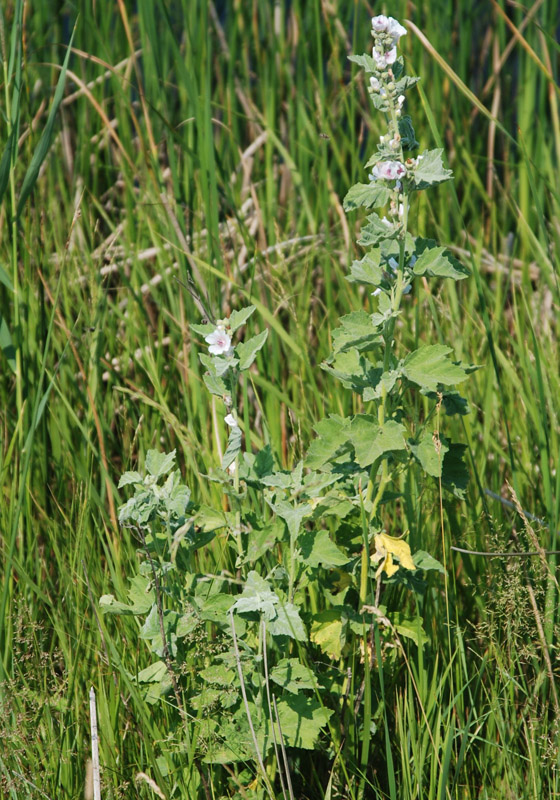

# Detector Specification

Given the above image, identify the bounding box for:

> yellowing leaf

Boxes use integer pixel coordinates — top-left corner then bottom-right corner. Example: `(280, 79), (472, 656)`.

(372, 533), (416, 577)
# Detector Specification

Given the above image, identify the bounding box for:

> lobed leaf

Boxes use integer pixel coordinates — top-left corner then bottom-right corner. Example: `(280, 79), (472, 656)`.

(349, 415), (406, 468)
(411, 149), (453, 189)
(413, 239), (469, 280)
(401, 345), (467, 392)
(228, 305), (256, 333)
(236, 329), (268, 370)
(343, 182), (391, 212)
(331, 311), (381, 354)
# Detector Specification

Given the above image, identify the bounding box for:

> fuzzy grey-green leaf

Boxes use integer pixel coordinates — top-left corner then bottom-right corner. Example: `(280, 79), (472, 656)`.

(236, 329), (268, 370)
(402, 345), (467, 392)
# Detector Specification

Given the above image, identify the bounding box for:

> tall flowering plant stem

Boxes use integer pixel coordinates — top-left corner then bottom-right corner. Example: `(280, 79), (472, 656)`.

(306, 18), (475, 769)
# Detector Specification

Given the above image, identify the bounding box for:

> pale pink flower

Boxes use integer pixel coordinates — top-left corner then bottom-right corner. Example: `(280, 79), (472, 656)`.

(371, 15), (389, 33)
(205, 327), (232, 356)
(224, 413), (238, 428)
(372, 160), (407, 181)
(373, 46), (397, 68)
(387, 18), (407, 44)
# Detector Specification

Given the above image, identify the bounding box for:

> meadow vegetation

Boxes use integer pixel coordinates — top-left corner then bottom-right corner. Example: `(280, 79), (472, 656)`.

(1, 1), (559, 798)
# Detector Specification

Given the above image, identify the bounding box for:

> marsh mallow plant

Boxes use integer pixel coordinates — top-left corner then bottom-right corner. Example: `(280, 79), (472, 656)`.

(102, 15), (473, 797)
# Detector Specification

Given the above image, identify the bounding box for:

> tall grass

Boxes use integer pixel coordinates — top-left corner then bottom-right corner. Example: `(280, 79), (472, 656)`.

(0, 0), (559, 797)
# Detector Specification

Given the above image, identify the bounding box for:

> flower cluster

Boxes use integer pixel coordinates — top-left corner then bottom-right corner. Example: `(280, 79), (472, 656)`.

(371, 15), (407, 69)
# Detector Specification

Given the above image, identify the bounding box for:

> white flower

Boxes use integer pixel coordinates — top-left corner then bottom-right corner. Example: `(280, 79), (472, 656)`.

(398, 203), (404, 217)
(205, 327), (232, 356)
(227, 462), (237, 475)
(388, 257), (399, 273)
(372, 287), (382, 297)
(373, 46), (397, 68)
(224, 413), (238, 428)
(371, 15), (389, 33)
(369, 76), (381, 92)
(387, 18), (407, 44)
(397, 94), (405, 106)
(372, 160), (407, 181)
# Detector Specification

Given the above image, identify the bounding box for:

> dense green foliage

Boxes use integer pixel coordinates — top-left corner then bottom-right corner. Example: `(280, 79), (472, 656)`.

(1, 1), (559, 798)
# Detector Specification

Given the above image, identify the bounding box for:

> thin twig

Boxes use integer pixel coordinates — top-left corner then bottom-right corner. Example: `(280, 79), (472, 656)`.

(451, 546), (560, 558)
(261, 621), (288, 800)
(229, 609), (275, 799)
(272, 694), (295, 800)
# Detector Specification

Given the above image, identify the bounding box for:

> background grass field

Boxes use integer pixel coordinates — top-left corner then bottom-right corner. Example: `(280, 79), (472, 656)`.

(1, 0), (559, 797)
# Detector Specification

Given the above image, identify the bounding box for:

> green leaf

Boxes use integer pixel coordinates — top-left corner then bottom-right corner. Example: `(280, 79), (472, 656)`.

(127, 574), (156, 614)
(310, 610), (347, 660)
(17, 25), (77, 216)
(270, 658), (318, 694)
(362, 369), (398, 402)
(203, 372), (228, 397)
(331, 311), (381, 354)
(298, 529), (348, 568)
(410, 432), (449, 477)
(348, 53), (377, 73)
(99, 594), (135, 615)
(389, 612), (428, 647)
(242, 519), (285, 564)
(398, 115), (419, 151)
(394, 75), (420, 93)
(222, 426), (242, 470)
(371, 291), (399, 328)
(0, 311), (16, 372)
(190, 322), (212, 337)
(0, 262), (14, 293)
(413, 550), (445, 574)
(346, 251), (383, 285)
(322, 349), (381, 395)
(228, 305), (256, 333)
(411, 149), (453, 190)
(232, 572), (307, 640)
(0, 129), (15, 210)
(118, 471), (143, 487)
(412, 240), (469, 280)
(305, 415), (351, 470)
(402, 345), (467, 392)
(269, 602), (307, 640)
(195, 505), (229, 532)
(200, 664), (236, 686)
(236, 329), (268, 370)
(441, 443), (469, 499)
(427, 390), (470, 416)
(275, 694), (332, 749)
(268, 499), (312, 541)
(135, 661), (168, 684)
(233, 571), (278, 619)
(349, 415), (406, 468)
(199, 352), (233, 377)
(145, 449), (176, 478)
(343, 183), (391, 212)
(358, 213), (399, 247)
(199, 592), (236, 624)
